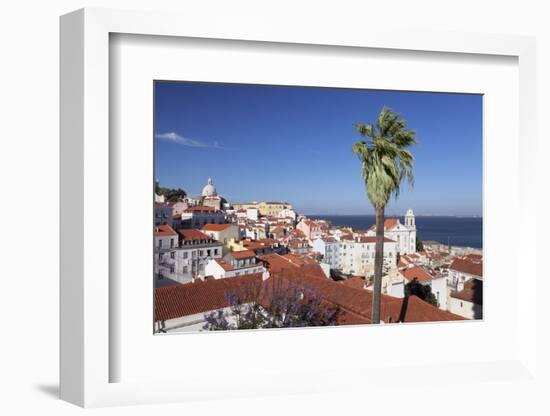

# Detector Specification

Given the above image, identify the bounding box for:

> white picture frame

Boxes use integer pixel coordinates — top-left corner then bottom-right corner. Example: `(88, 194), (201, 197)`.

(60, 7), (539, 408)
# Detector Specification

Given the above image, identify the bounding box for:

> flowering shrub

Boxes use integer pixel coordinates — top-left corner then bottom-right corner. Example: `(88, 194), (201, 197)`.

(203, 277), (340, 330)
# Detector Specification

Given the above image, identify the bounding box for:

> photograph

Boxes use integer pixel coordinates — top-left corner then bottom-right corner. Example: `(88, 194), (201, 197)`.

(153, 81), (483, 334)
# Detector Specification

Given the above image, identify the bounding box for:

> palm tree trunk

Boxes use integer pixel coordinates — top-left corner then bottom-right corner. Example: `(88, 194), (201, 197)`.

(372, 205), (385, 324)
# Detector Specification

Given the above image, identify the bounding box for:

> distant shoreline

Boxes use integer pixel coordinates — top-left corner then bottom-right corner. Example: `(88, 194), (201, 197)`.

(304, 214), (483, 218)
(308, 214), (483, 249)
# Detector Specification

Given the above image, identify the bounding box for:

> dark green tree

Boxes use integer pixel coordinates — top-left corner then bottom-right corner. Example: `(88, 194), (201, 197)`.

(157, 187), (187, 202)
(405, 278), (438, 307)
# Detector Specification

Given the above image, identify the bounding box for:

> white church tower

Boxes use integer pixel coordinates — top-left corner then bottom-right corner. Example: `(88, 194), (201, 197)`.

(405, 208), (415, 228)
(404, 208), (417, 253)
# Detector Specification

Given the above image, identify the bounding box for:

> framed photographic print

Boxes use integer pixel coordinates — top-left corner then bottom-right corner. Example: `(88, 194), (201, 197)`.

(152, 81), (482, 334)
(60, 7), (539, 409)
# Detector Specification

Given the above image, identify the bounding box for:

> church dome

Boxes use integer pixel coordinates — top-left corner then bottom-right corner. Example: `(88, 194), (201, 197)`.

(405, 208), (414, 216)
(202, 178), (217, 197)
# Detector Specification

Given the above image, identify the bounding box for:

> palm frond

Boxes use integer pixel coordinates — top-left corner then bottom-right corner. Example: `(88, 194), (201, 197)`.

(352, 107), (417, 208)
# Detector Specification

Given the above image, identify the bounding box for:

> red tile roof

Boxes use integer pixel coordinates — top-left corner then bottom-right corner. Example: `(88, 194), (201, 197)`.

(264, 269), (463, 325)
(259, 253), (323, 276)
(450, 279), (483, 304)
(281, 253), (319, 266)
(290, 229), (306, 238)
(369, 218), (400, 231)
(242, 239), (277, 250)
(214, 258), (237, 271)
(155, 273), (263, 321)
(229, 250), (256, 259)
(340, 277), (366, 289)
(201, 223), (233, 231)
(178, 229), (211, 241)
(288, 240), (310, 249)
(154, 224), (177, 237)
(449, 258), (483, 277)
(185, 205), (217, 212)
(400, 266), (433, 283)
(155, 264), (464, 324)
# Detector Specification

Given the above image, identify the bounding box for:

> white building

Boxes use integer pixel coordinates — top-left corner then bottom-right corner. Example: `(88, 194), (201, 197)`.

(312, 236), (342, 270)
(201, 223), (240, 254)
(448, 279), (483, 319)
(339, 235), (398, 277)
(447, 257), (483, 290)
(431, 276), (449, 310)
(246, 208), (259, 221)
(158, 229), (223, 285)
(205, 250), (266, 279)
(278, 208), (297, 221)
(154, 225), (179, 283)
(172, 201), (188, 217)
(366, 209), (416, 255)
(180, 205), (226, 228)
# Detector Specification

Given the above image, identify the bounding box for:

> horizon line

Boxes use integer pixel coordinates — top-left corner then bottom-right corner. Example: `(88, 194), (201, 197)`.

(304, 213), (483, 218)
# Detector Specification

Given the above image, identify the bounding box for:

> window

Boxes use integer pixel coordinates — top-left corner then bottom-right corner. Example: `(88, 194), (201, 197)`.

(158, 240), (163, 248)
(183, 252), (188, 259)
(183, 266), (188, 273)
(214, 249), (218, 256)
(170, 265), (175, 273)
(170, 251), (175, 259)
(170, 239), (174, 248)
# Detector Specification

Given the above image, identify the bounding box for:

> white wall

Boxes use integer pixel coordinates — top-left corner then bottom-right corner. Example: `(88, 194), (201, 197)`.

(2, 1), (549, 416)
(449, 297), (482, 320)
(431, 276), (448, 310)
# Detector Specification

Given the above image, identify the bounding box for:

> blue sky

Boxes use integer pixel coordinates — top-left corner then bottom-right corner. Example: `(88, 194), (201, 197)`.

(154, 81), (482, 216)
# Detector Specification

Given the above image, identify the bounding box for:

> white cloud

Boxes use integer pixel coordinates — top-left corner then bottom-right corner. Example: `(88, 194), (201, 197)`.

(155, 132), (225, 149)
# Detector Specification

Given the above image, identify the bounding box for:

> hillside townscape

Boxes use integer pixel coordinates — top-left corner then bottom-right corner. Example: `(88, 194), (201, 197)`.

(154, 178), (483, 333)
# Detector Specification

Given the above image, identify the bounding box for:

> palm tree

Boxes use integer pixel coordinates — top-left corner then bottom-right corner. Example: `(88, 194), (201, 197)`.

(352, 107), (417, 324)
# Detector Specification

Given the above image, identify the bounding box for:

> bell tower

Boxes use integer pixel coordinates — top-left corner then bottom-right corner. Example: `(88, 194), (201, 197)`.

(405, 208), (415, 228)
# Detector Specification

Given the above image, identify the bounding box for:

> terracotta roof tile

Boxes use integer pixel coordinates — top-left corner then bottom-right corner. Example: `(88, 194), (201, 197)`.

(449, 258), (483, 277)
(229, 250), (256, 259)
(185, 205), (217, 212)
(154, 224), (177, 237)
(155, 273), (263, 320)
(155, 265), (464, 324)
(201, 223), (233, 231)
(178, 229), (211, 241)
(340, 277), (366, 289)
(400, 266), (433, 283)
(450, 279), (483, 304)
